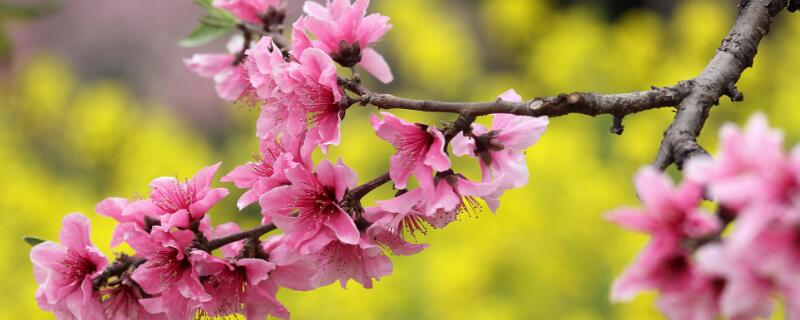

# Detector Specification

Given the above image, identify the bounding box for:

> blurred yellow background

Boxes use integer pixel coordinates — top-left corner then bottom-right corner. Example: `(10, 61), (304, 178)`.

(3, 0), (800, 319)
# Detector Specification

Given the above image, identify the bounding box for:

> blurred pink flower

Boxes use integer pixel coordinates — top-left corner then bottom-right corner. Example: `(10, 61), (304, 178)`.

(371, 111), (450, 189)
(30, 213), (108, 320)
(214, 0), (284, 25)
(686, 113), (792, 211)
(606, 168), (719, 302)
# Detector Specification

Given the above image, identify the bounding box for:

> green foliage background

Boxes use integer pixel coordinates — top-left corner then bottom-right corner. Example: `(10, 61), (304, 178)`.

(3, 0), (800, 318)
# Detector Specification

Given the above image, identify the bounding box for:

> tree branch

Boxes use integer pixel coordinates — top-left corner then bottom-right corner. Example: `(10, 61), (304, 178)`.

(653, 0), (787, 170)
(205, 223), (277, 251)
(348, 80), (694, 119)
(347, 172), (391, 201)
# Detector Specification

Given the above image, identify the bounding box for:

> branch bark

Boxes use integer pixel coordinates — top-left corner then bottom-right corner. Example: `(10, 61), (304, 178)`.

(348, 80), (694, 119)
(653, 0), (787, 170)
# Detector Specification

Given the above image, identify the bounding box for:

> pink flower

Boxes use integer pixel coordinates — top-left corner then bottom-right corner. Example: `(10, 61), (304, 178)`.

(213, 0), (284, 25)
(686, 113), (793, 211)
(655, 275), (723, 320)
(245, 37), (294, 138)
(364, 197), (429, 256)
(280, 48), (345, 152)
(363, 188), (445, 252)
(420, 172), (502, 228)
(185, 53), (250, 102)
(451, 89), (548, 198)
(295, 0), (394, 83)
(309, 235), (393, 288)
(606, 167), (720, 301)
(606, 167), (719, 242)
(260, 160), (360, 254)
(30, 213), (107, 320)
(222, 132), (311, 210)
(124, 163), (228, 230)
(96, 197), (158, 247)
(101, 272), (167, 320)
(261, 235), (318, 291)
(190, 251), (289, 319)
(371, 111), (450, 189)
(696, 218), (800, 320)
(696, 244), (775, 319)
(130, 228), (210, 320)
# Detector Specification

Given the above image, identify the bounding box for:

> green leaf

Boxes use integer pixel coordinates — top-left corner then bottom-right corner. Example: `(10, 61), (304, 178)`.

(179, 23), (233, 47)
(200, 15), (236, 28)
(22, 236), (46, 247)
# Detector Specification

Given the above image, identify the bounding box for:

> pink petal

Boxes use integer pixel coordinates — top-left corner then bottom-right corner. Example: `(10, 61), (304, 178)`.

(423, 127), (451, 172)
(237, 258), (276, 286)
(324, 210), (360, 245)
(95, 197), (129, 222)
(450, 131), (476, 157)
(59, 213), (93, 250)
(605, 208), (657, 233)
(359, 47), (393, 83)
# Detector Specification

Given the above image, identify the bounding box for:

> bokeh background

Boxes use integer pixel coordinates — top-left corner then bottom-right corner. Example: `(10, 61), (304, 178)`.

(2, 0), (800, 319)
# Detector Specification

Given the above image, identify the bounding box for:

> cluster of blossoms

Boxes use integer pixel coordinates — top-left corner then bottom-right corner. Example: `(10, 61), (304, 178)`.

(609, 113), (800, 320)
(30, 0), (549, 319)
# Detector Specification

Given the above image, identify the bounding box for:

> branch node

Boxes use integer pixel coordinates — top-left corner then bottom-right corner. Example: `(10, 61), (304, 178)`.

(725, 82), (745, 102)
(610, 115), (625, 135)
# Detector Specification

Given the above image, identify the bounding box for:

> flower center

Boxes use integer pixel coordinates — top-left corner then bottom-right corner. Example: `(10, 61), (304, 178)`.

(61, 249), (98, 284)
(152, 179), (198, 213)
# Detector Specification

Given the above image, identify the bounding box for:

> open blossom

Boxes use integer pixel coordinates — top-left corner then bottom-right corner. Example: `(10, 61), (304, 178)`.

(279, 48), (345, 152)
(420, 172), (502, 227)
(294, 0), (393, 83)
(191, 251), (288, 319)
(185, 37), (251, 101)
(222, 131), (312, 210)
(192, 226), (294, 319)
(245, 37), (294, 138)
(261, 235), (318, 291)
(309, 235), (393, 288)
(260, 160), (360, 254)
(214, 0), (284, 25)
(96, 197), (158, 247)
(451, 89), (548, 191)
(123, 163), (228, 230)
(365, 186), (467, 237)
(371, 111), (450, 189)
(606, 167), (720, 302)
(363, 199), (430, 256)
(130, 228), (210, 320)
(30, 213), (108, 320)
(102, 271), (167, 320)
